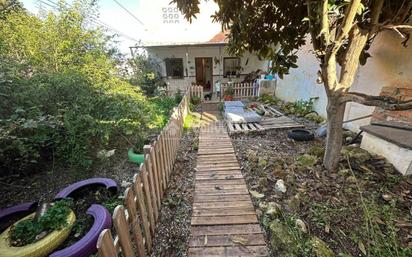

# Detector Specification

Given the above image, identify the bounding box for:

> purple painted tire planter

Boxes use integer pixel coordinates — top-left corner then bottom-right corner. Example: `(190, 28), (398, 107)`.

(0, 202), (38, 232)
(54, 178), (118, 200)
(0, 202), (38, 222)
(50, 204), (112, 257)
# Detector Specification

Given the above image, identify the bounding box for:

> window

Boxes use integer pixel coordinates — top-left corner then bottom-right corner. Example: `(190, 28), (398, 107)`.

(223, 57), (241, 77)
(165, 58), (184, 78)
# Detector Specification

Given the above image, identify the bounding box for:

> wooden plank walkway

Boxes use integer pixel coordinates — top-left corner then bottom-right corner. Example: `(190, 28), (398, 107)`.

(189, 121), (268, 257)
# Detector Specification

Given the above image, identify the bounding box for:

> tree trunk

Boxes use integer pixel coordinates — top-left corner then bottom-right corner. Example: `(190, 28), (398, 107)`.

(323, 95), (346, 170)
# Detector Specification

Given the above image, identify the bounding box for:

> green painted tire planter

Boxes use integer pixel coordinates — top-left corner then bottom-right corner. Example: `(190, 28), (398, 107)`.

(128, 148), (145, 164)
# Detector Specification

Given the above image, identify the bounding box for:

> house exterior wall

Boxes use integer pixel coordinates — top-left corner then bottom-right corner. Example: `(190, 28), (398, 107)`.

(275, 31), (412, 131)
(146, 45), (269, 93)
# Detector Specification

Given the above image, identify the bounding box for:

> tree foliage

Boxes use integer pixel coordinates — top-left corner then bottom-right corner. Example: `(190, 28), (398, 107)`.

(129, 54), (166, 96)
(0, 0), (172, 174)
(174, 0), (412, 170)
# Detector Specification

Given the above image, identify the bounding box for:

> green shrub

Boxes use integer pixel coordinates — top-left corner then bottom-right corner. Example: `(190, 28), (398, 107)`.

(0, 3), (172, 174)
(191, 96), (201, 105)
(9, 199), (73, 246)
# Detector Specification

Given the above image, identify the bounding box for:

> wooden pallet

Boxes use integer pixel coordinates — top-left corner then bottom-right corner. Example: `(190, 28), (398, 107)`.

(227, 104), (304, 134)
(227, 116), (303, 134)
(189, 121), (268, 257)
(249, 104), (283, 117)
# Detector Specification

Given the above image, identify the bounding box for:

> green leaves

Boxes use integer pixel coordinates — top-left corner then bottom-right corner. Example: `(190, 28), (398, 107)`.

(9, 199), (73, 246)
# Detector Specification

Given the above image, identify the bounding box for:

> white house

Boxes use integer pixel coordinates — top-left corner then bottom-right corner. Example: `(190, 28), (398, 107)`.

(144, 32), (270, 94)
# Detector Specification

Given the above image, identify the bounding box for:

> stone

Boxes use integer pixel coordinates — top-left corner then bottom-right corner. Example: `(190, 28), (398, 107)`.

(295, 219), (308, 233)
(266, 202), (281, 216)
(121, 180), (132, 188)
(275, 179), (287, 193)
(269, 220), (295, 251)
(310, 236), (334, 257)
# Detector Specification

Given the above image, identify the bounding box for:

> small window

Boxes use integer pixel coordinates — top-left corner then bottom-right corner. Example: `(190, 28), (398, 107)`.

(165, 58), (184, 78)
(223, 57), (241, 77)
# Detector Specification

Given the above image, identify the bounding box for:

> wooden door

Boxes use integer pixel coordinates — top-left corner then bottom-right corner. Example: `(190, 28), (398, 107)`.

(195, 58), (205, 86)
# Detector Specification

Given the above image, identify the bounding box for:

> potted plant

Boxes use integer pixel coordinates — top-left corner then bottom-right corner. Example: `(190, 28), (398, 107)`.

(224, 85), (234, 101)
(127, 134), (148, 165)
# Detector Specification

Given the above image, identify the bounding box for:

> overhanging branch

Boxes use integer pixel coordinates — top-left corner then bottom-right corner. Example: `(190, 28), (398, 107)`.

(340, 92), (412, 110)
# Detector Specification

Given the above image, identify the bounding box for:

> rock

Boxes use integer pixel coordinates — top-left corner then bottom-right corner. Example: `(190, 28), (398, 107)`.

(250, 190), (265, 199)
(121, 180), (132, 188)
(97, 149), (116, 159)
(266, 202), (281, 217)
(310, 236), (334, 257)
(35, 231), (48, 241)
(296, 154), (318, 167)
(269, 220), (296, 251)
(275, 179), (287, 193)
(295, 219), (308, 233)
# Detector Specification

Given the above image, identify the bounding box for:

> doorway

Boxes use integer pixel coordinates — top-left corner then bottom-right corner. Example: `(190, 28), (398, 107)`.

(195, 57), (213, 92)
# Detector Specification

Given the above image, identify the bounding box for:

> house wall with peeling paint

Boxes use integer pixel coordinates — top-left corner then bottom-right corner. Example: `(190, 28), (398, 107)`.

(275, 31), (412, 131)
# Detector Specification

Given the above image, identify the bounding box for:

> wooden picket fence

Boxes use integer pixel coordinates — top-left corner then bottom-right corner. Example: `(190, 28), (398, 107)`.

(96, 92), (190, 257)
(189, 85), (203, 100)
(222, 82), (256, 99)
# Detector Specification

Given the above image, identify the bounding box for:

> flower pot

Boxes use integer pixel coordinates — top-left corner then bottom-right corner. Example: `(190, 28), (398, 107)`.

(224, 95), (233, 101)
(128, 148), (145, 164)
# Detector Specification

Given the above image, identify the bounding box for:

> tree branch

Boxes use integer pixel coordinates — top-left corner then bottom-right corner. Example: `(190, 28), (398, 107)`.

(320, 0), (330, 46)
(306, 0), (321, 52)
(340, 92), (412, 110)
(370, 0), (384, 26)
(332, 0), (362, 54)
(339, 25), (368, 88)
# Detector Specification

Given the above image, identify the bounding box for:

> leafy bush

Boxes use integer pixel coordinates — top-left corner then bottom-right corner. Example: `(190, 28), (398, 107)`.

(9, 199), (73, 246)
(191, 96), (201, 105)
(0, 1), (170, 175)
(129, 55), (166, 96)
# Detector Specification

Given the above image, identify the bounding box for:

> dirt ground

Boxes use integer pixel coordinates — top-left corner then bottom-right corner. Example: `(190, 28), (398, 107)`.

(150, 128), (198, 257)
(231, 125), (412, 256)
(0, 148), (136, 209)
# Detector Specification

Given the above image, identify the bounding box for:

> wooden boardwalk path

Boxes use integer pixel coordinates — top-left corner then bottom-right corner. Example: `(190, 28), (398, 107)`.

(188, 121), (268, 256)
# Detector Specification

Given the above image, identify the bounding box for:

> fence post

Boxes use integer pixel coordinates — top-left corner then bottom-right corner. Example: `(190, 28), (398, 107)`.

(113, 206), (135, 257)
(97, 229), (118, 257)
(133, 174), (152, 250)
(124, 188), (146, 257)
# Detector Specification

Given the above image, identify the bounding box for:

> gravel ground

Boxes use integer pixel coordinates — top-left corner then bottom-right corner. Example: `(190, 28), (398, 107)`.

(150, 128), (199, 257)
(231, 124), (412, 256)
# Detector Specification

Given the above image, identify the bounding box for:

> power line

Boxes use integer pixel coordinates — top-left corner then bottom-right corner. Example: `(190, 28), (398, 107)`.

(37, 0), (141, 43)
(111, 0), (144, 26)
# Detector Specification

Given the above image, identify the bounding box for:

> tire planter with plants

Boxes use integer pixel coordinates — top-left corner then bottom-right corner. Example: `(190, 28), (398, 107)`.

(0, 211), (76, 257)
(50, 204), (111, 257)
(54, 178), (118, 200)
(0, 202), (38, 232)
(287, 129), (315, 141)
(128, 147), (145, 164)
